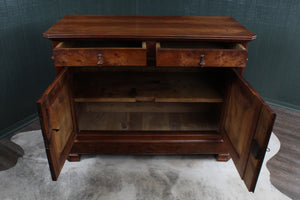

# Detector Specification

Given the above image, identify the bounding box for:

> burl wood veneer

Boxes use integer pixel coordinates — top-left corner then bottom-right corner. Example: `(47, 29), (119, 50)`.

(37, 15), (275, 192)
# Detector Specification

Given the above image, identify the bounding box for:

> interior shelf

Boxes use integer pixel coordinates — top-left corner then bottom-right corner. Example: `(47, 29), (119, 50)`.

(73, 70), (225, 103)
(77, 102), (221, 132)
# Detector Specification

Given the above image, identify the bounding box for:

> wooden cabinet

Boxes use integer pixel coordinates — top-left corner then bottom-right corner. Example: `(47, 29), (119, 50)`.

(38, 15), (275, 192)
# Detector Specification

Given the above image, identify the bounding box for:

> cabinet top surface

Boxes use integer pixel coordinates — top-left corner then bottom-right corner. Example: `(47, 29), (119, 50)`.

(44, 15), (256, 41)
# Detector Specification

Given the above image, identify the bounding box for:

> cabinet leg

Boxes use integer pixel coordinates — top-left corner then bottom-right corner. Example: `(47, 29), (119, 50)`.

(67, 154), (81, 162)
(216, 153), (231, 161)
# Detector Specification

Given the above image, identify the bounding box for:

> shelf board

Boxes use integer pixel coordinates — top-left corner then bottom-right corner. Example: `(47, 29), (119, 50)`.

(76, 131), (222, 141)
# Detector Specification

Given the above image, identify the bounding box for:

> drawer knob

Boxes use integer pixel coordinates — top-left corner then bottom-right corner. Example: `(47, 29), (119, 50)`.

(199, 54), (205, 67)
(97, 54), (104, 66)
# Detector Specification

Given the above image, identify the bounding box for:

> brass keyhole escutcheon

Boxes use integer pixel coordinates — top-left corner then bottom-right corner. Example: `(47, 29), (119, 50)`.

(97, 53), (104, 66)
(199, 54), (205, 67)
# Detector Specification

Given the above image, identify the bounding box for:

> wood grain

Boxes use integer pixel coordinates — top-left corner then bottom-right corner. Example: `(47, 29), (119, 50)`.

(37, 69), (76, 181)
(53, 41), (147, 67)
(78, 102), (219, 113)
(220, 69), (275, 192)
(77, 111), (220, 131)
(44, 15), (256, 41)
(76, 101), (221, 133)
(73, 71), (225, 103)
(243, 104), (275, 191)
(223, 73), (261, 166)
(157, 42), (248, 67)
(71, 131), (227, 155)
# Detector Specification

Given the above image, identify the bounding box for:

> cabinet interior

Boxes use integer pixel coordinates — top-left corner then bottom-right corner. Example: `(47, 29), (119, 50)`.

(159, 41), (245, 50)
(71, 68), (226, 132)
(76, 102), (221, 131)
(57, 40), (145, 48)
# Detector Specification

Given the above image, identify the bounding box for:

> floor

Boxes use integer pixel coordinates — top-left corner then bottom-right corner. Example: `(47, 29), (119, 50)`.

(266, 105), (300, 200)
(0, 104), (299, 199)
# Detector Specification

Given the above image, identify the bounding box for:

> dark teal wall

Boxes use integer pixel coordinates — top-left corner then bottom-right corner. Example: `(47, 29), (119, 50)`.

(1, 0), (299, 136)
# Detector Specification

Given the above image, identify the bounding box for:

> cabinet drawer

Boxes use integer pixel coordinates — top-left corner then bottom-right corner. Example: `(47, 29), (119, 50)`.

(53, 41), (147, 67)
(156, 42), (248, 67)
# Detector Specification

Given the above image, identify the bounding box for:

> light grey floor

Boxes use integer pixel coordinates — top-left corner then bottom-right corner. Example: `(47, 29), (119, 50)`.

(0, 105), (299, 199)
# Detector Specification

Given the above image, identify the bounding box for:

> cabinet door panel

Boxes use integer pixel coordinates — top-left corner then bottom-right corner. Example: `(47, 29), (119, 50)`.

(37, 69), (76, 180)
(243, 105), (275, 191)
(220, 69), (275, 192)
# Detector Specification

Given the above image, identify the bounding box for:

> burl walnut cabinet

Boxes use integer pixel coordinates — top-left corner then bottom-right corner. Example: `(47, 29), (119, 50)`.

(37, 15), (275, 192)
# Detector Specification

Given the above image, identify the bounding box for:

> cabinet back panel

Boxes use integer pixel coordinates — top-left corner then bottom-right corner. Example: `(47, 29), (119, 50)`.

(72, 70), (225, 103)
(76, 102), (221, 132)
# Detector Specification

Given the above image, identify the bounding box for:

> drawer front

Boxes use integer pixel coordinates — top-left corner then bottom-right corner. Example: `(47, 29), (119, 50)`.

(156, 42), (248, 67)
(53, 41), (147, 67)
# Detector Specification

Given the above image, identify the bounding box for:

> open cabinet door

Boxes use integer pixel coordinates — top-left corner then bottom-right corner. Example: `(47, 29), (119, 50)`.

(220, 69), (275, 192)
(37, 69), (76, 180)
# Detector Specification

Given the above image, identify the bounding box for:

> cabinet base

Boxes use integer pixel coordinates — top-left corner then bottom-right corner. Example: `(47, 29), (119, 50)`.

(69, 131), (229, 162)
(67, 153), (231, 162)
